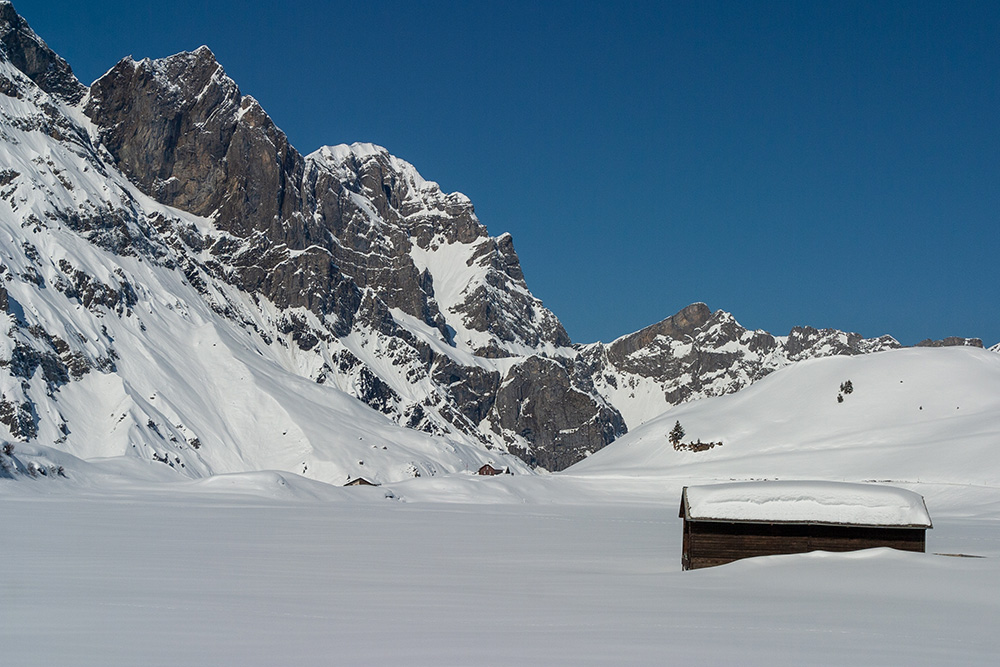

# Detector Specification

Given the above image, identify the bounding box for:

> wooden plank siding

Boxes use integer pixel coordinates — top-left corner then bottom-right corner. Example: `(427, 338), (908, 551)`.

(683, 520), (926, 570)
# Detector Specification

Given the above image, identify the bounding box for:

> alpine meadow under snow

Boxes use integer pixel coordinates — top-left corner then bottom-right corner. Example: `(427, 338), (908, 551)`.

(5, 346), (1000, 665)
(1, 2), (999, 664)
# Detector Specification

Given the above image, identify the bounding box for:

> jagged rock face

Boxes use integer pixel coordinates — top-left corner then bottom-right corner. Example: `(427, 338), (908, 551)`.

(308, 144), (484, 247)
(0, 2), (84, 104)
(430, 360), (500, 428)
(86, 48), (304, 241)
(782, 326), (900, 358)
(0, 6), (592, 472)
(303, 146), (571, 351)
(489, 356), (626, 471)
(301, 148), (448, 334)
(450, 233), (571, 356)
(608, 302), (714, 359)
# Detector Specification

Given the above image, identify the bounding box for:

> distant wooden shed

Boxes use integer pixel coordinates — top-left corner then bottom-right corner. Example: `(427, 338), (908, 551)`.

(477, 464), (509, 476)
(679, 481), (932, 570)
(344, 477), (378, 487)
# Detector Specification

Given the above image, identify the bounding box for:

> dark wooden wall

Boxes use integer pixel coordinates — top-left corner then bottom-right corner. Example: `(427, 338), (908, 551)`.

(682, 520), (926, 570)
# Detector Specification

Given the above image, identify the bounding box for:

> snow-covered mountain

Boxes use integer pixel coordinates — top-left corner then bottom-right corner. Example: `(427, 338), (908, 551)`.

(0, 1), (991, 483)
(578, 302), (905, 429)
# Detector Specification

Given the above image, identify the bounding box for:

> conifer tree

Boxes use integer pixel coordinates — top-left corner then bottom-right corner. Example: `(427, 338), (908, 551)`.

(669, 420), (685, 447)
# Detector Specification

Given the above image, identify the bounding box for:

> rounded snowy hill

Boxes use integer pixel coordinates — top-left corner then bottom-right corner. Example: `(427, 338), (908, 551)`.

(569, 346), (1000, 487)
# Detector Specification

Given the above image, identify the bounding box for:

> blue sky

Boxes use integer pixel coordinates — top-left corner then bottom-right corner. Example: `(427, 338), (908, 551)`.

(14, 0), (1000, 345)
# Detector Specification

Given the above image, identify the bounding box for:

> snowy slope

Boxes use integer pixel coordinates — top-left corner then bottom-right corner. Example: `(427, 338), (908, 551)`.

(4, 349), (1000, 666)
(570, 346), (1000, 487)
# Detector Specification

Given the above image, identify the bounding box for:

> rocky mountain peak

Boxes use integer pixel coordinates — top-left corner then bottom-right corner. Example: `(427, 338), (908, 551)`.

(306, 142), (486, 248)
(608, 301), (712, 358)
(584, 302), (904, 430)
(85, 46), (303, 239)
(80, 34), (573, 362)
(0, 1), (85, 104)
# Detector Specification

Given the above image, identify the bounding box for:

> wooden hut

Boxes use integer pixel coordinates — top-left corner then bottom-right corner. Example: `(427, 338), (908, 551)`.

(344, 477), (378, 486)
(477, 464), (509, 476)
(679, 481), (932, 570)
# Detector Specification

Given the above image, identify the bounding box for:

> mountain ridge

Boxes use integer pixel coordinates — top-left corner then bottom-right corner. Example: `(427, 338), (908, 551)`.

(0, 3), (990, 482)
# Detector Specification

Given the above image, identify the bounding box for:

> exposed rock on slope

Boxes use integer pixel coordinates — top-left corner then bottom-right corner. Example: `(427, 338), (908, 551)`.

(579, 303), (904, 429)
(85, 52), (570, 354)
(915, 336), (984, 348)
(0, 1), (84, 104)
(86, 48), (304, 241)
(489, 355), (625, 470)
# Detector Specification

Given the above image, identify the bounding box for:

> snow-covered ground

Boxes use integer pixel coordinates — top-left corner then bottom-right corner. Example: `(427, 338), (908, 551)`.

(2, 478), (998, 666)
(3, 346), (1000, 665)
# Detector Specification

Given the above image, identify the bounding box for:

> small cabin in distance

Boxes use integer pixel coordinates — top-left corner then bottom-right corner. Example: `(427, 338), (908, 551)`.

(345, 477), (378, 487)
(679, 481), (932, 570)
(477, 464), (510, 476)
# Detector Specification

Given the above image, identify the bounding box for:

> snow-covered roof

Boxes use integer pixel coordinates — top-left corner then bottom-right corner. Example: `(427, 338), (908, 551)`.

(681, 481), (932, 528)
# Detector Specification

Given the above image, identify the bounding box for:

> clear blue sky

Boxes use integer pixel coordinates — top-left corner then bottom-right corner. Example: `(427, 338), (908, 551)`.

(14, 0), (1000, 345)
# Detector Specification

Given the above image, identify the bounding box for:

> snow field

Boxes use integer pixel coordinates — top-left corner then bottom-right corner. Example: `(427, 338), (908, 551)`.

(2, 483), (998, 666)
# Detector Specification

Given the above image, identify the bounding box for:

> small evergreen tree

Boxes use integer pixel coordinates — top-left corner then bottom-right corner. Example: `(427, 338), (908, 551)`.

(668, 420), (686, 447)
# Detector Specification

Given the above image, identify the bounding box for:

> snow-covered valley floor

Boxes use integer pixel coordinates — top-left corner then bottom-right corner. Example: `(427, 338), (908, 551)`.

(3, 475), (998, 666)
(5, 347), (1000, 665)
